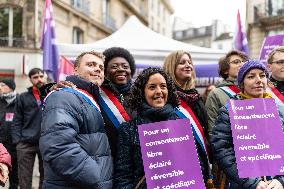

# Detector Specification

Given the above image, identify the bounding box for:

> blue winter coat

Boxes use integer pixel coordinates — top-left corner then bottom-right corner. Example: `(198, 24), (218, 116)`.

(39, 80), (113, 189)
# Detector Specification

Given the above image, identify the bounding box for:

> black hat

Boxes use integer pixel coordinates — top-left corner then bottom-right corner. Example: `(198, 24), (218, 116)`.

(103, 47), (136, 76)
(0, 79), (16, 90)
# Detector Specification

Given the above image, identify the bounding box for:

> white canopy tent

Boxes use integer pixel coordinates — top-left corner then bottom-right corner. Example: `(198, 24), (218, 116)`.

(57, 16), (226, 86)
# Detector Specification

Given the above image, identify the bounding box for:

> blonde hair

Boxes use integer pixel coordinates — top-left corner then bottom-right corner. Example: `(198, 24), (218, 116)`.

(163, 50), (196, 90)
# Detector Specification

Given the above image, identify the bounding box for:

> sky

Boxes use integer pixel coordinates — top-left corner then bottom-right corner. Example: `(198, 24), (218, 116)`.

(170, 0), (246, 31)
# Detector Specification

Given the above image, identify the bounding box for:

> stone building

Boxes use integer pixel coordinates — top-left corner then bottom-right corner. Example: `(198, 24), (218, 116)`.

(0, 0), (173, 91)
(247, 0), (284, 58)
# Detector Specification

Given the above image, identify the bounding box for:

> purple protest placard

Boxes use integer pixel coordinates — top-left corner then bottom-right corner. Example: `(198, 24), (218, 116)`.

(259, 34), (284, 64)
(228, 98), (284, 178)
(138, 119), (205, 189)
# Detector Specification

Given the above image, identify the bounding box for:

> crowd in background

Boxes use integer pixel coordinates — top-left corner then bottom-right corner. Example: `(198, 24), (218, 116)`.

(0, 46), (284, 189)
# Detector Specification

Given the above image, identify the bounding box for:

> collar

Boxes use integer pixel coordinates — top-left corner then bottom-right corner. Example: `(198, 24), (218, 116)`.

(239, 92), (273, 99)
(270, 76), (284, 86)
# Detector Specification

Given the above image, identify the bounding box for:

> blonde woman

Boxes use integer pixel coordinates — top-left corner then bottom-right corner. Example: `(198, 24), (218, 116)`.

(163, 50), (211, 185)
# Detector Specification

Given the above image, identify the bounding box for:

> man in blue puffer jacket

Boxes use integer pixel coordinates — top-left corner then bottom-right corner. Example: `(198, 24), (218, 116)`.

(39, 51), (113, 189)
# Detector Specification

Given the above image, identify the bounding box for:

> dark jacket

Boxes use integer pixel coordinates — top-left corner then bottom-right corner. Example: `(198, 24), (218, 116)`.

(270, 76), (284, 95)
(39, 76), (113, 189)
(11, 87), (42, 144)
(0, 95), (17, 144)
(211, 95), (284, 188)
(114, 103), (208, 188)
(114, 103), (177, 189)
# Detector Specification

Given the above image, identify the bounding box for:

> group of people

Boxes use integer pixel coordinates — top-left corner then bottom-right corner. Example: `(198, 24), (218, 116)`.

(0, 46), (284, 189)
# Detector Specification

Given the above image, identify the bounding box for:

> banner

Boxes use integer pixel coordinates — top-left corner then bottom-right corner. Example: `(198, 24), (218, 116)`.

(228, 98), (284, 178)
(259, 34), (284, 65)
(138, 119), (205, 189)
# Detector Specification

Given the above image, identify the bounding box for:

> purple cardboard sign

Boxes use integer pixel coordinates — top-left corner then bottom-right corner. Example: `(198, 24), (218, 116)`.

(138, 119), (205, 189)
(228, 98), (284, 178)
(259, 34), (284, 64)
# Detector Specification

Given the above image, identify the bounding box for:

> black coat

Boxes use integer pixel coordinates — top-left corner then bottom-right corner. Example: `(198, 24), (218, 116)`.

(39, 76), (113, 189)
(211, 103), (284, 189)
(11, 87), (42, 144)
(114, 103), (208, 189)
(114, 104), (177, 189)
(0, 96), (16, 144)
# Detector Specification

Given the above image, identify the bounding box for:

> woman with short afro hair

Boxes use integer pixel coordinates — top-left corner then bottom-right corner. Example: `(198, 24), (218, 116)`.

(101, 47), (136, 158)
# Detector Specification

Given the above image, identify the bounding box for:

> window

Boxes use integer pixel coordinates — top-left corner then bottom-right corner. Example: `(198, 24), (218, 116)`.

(198, 27), (206, 35)
(0, 6), (23, 47)
(175, 31), (183, 39)
(186, 29), (194, 37)
(71, 0), (90, 15)
(72, 27), (83, 44)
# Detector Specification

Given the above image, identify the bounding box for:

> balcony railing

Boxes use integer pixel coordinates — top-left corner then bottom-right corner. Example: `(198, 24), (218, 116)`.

(0, 37), (25, 48)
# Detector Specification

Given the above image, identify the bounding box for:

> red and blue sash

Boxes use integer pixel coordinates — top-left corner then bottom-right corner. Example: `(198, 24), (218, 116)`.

(98, 87), (130, 129)
(175, 100), (209, 159)
(44, 88), (101, 112)
(267, 84), (284, 104)
(219, 85), (240, 98)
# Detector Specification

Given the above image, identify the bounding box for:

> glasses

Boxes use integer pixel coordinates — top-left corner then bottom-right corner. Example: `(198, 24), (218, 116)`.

(229, 59), (245, 65)
(271, 60), (284, 66)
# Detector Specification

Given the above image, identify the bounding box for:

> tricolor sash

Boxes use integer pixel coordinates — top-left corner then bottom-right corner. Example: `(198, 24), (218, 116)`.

(44, 88), (101, 112)
(98, 87), (130, 129)
(219, 85), (240, 98)
(175, 100), (209, 158)
(267, 83), (284, 104)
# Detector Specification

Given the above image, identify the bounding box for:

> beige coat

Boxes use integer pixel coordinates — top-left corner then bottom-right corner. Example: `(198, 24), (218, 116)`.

(205, 79), (237, 138)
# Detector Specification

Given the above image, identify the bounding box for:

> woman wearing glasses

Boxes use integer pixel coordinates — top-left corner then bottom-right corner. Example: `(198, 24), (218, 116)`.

(205, 50), (249, 138)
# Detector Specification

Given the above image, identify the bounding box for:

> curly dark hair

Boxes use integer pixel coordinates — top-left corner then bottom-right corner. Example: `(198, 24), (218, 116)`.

(103, 47), (136, 76)
(127, 67), (180, 111)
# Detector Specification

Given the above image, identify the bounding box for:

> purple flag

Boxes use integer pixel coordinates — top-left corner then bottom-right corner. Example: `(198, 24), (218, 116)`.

(234, 10), (249, 55)
(41, 0), (59, 81)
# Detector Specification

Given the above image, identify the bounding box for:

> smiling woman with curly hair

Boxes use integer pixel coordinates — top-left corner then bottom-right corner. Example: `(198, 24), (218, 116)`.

(126, 67), (179, 111)
(114, 67), (180, 189)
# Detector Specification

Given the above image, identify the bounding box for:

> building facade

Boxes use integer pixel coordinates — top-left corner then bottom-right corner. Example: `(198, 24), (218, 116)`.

(247, 0), (284, 59)
(173, 19), (233, 50)
(1, 0), (174, 92)
(148, 0), (173, 37)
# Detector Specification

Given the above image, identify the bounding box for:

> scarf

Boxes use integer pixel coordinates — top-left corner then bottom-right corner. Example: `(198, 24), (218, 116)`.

(139, 103), (176, 122)
(239, 92), (273, 99)
(176, 86), (200, 107)
(66, 75), (100, 100)
(113, 80), (132, 95)
(0, 91), (16, 104)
